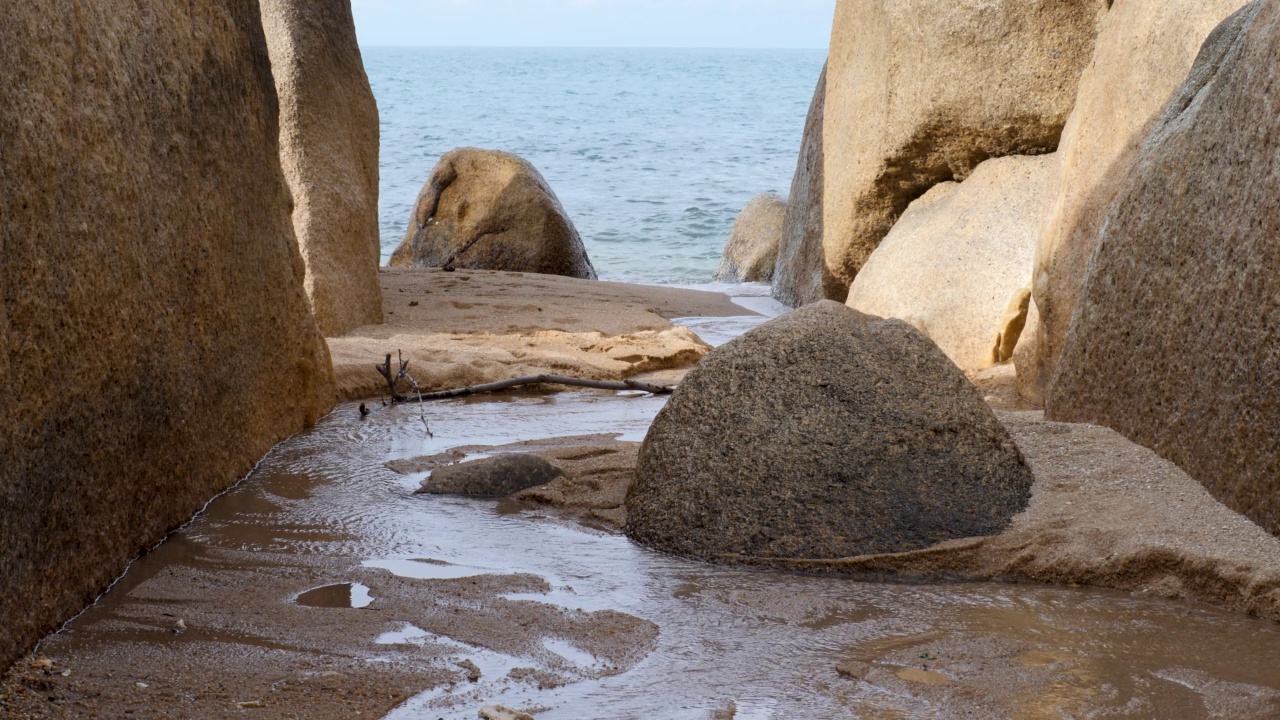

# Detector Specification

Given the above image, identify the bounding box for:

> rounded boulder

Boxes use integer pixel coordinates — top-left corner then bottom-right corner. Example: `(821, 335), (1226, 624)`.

(626, 301), (1034, 563)
(390, 148), (596, 279)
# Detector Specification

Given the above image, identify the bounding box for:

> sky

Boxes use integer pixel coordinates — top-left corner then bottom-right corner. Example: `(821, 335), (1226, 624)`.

(351, 0), (837, 49)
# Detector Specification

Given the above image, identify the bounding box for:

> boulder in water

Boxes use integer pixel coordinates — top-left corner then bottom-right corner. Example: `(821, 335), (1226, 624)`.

(390, 148), (596, 279)
(626, 301), (1034, 563)
(714, 193), (786, 283)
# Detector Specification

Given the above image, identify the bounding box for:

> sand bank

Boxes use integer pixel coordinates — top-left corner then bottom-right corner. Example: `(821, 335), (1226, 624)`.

(327, 268), (752, 401)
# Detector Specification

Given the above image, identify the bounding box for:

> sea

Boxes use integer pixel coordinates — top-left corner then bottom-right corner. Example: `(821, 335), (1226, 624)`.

(363, 47), (827, 285)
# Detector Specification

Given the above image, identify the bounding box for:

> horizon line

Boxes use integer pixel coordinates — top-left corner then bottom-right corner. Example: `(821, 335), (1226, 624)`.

(358, 44), (829, 52)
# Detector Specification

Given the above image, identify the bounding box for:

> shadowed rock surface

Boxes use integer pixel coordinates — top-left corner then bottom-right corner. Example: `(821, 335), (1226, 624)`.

(1049, 1), (1280, 534)
(416, 454), (567, 498)
(823, 0), (1104, 290)
(714, 193), (786, 283)
(1025, 0), (1251, 402)
(261, 0), (383, 337)
(773, 63), (840, 307)
(848, 154), (1056, 371)
(0, 0), (335, 668)
(390, 148), (596, 279)
(626, 301), (1034, 563)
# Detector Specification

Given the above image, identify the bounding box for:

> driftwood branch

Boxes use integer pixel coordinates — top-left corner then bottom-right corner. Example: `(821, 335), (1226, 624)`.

(411, 374), (675, 401)
(374, 350), (433, 436)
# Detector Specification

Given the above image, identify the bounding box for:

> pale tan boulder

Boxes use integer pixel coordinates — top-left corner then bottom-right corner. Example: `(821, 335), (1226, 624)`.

(822, 0), (1105, 291)
(390, 149), (596, 279)
(0, 0), (334, 668)
(1050, 1), (1280, 534)
(1026, 0), (1252, 400)
(261, 0), (383, 337)
(773, 63), (844, 307)
(714, 193), (786, 283)
(847, 155), (1057, 372)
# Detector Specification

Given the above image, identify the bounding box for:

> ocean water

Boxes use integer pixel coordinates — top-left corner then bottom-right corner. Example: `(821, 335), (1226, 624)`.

(364, 48), (827, 284)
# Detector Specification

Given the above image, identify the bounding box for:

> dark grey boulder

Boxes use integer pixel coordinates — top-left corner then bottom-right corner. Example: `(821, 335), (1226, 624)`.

(625, 301), (1033, 563)
(416, 454), (566, 498)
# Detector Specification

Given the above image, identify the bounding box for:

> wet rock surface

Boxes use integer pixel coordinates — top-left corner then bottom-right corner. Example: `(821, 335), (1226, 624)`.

(626, 301), (1035, 563)
(390, 148), (596, 279)
(417, 454), (567, 498)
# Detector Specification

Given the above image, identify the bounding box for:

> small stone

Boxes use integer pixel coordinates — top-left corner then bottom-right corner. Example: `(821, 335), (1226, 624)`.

(479, 705), (534, 720)
(456, 659), (482, 683)
(416, 454), (567, 498)
(237, 700), (266, 709)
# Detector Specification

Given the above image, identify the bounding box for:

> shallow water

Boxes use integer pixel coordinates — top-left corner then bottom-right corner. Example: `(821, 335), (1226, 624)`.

(42, 314), (1280, 718)
(174, 391), (1280, 717)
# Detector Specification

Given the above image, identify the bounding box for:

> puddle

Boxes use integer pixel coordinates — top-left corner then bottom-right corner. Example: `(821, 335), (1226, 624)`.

(37, 331), (1280, 719)
(295, 583), (374, 609)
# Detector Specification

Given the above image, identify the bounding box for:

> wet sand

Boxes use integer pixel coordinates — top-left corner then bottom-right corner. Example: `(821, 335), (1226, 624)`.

(7, 284), (1280, 718)
(327, 268), (753, 401)
(7, 385), (1280, 719)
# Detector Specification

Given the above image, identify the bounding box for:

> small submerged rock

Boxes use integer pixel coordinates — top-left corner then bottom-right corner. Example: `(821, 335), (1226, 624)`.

(626, 301), (1034, 563)
(479, 704), (535, 720)
(416, 454), (567, 498)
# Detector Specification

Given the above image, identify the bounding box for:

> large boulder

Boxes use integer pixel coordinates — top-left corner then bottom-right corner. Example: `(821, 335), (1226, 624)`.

(773, 63), (843, 307)
(1049, 2), (1280, 533)
(822, 0), (1105, 291)
(389, 149), (596, 279)
(1026, 0), (1252, 402)
(261, 0), (383, 337)
(714, 193), (786, 283)
(0, 0), (334, 668)
(626, 302), (1034, 563)
(847, 155), (1057, 371)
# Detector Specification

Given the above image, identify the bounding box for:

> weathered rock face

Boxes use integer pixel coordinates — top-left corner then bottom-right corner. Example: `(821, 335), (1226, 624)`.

(823, 0), (1104, 291)
(0, 0), (335, 669)
(773, 63), (843, 307)
(1026, 0), (1252, 401)
(390, 149), (597, 279)
(848, 154), (1057, 372)
(714, 193), (786, 283)
(627, 302), (1034, 563)
(416, 454), (567, 498)
(261, 0), (383, 337)
(1049, 1), (1280, 533)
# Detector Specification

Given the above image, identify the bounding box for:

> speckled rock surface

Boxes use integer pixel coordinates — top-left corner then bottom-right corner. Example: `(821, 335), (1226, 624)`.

(823, 0), (1104, 290)
(626, 301), (1034, 563)
(1026, 0), (1251, 401)
(390, 148), (596, 279)
(1049, 1), (1280, 534)
(262, 0), (383, 337)
(773, 63), (841, 307)
(0, 0), (335, 668)
(714, 193), (786, 283)
(848, 154), (1056, 371)
(416, 454), (567, 498)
